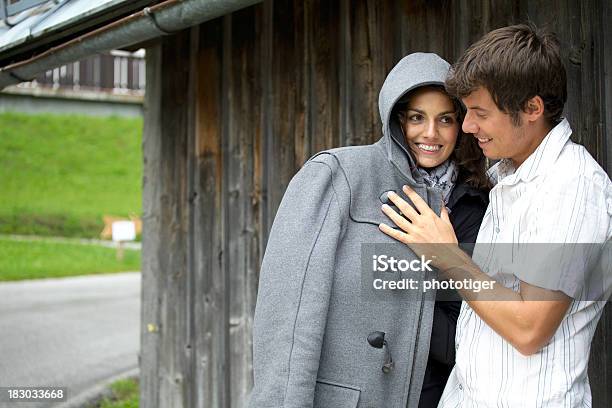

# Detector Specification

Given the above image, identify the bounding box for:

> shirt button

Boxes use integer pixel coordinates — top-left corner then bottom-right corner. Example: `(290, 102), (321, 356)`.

(458, 384), (463, 390)
(495, 227), (500, 233)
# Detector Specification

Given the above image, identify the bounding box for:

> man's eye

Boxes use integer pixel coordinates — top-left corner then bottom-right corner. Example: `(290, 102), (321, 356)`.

(476, 112), (487, 118)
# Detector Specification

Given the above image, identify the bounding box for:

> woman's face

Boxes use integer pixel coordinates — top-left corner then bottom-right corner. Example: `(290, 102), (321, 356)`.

(401, 87), (459, 168)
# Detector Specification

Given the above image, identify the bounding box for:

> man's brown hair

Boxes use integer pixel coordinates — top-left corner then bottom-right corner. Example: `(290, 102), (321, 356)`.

(446, 23), (567, 126)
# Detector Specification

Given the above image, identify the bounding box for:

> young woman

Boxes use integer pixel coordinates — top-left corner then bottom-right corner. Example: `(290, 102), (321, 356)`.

(249, 53), (489, 408)
(393, 83), (490, 407)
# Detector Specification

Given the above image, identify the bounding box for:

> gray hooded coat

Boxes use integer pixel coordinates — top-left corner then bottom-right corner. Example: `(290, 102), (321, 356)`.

(249, 53), (453, 408)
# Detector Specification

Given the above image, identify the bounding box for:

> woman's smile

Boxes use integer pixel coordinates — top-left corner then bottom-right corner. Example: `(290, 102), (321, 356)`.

(415, 143), (443, 153)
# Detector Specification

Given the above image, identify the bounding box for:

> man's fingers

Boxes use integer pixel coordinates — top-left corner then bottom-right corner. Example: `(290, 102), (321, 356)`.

(379, 223), (412, 244)
(382, 204), (413, 232)
(387, 191), (419, 221)
(402, 185), (435, 216)
(440, 206), (451, 224)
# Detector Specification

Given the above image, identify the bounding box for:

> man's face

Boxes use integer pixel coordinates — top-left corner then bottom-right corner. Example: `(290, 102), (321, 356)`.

(461, 87), (534, 167)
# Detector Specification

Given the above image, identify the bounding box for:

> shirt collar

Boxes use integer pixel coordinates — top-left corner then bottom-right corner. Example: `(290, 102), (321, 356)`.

(494, 118), (572, 185)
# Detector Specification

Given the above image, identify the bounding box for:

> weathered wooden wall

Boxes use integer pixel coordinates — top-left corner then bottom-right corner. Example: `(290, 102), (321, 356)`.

(141, 0), (612, 407)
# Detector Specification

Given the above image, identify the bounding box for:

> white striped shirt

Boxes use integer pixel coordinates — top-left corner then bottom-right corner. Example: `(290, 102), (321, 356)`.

(439, 119), (612, 407)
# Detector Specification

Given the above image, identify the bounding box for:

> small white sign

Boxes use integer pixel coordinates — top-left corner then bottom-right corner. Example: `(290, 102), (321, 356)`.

(112, 221), (136, 242)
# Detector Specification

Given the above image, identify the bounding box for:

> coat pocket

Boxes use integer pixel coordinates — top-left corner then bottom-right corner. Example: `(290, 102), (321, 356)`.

(313, 379), (360, 408)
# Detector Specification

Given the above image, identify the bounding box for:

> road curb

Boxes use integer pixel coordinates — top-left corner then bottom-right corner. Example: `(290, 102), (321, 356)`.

(57, 367), (139, 408)
(0, 234), (142, 250)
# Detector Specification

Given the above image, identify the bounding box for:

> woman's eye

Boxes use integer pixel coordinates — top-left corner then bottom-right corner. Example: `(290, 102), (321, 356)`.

(440, 116), (455, 124)
(408, 114), (423, 122)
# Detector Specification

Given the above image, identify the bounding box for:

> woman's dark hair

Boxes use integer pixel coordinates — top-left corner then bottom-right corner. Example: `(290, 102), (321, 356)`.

(396, 85), (491, 190)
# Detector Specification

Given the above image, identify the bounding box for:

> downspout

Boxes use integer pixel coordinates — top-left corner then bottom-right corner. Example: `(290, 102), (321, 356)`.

(0, 0), (262, 90)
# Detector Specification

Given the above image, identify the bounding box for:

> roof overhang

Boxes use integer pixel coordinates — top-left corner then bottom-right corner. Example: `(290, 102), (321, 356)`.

(0, 0), (156, 64)
(0, 0), (262, 90)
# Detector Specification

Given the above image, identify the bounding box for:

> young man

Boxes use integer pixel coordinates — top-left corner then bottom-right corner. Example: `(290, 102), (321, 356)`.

(380, 24), (611, 406)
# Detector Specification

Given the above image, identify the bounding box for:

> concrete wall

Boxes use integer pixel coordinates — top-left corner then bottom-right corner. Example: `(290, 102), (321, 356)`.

(0, 86), (143, 117)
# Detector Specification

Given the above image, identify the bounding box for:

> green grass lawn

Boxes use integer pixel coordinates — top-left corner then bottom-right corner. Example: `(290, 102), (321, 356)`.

(94, 378), (139, 408)
(0, 235), (140, 281)
(0, 112), (142, 238)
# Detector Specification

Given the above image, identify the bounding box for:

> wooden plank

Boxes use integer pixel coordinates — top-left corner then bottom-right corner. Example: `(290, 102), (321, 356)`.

(487, 0), (521, 31)
(400, 0), (452, 59)
(194, 17), (228, 408)
(338, 0), (353, 146)
(293, 0), (309, 165)
(307, 0), (342, 154)
(141, 29), (193, 408)
(250, 3), (265, 293)
(346, 0), (380, 146)
(259, 0), (274, 249)
(220, 5), (265, 406)
(239, 6), (263, 405)
(263, 0), (301, 228)
(338, 0), (393, 147)
(140, 41), (162, 408)
(157, 29), (192, 408)
(368, 0), (395, 144)
(226, 5), (260, 407)
(185, 25), (200, 408)
(578, 0), (606, 166)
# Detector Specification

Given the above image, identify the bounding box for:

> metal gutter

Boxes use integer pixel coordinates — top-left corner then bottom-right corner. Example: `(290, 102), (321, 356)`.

(0, 1), (148, 60)
(0, 0), (262, 90)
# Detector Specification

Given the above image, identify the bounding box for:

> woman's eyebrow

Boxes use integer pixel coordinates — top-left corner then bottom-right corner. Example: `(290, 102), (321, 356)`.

(406, 108), (425, 114)
(406, 108), (457, 116)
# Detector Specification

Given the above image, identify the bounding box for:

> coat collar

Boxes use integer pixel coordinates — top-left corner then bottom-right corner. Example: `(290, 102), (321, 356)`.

(313, 140), (444, 227)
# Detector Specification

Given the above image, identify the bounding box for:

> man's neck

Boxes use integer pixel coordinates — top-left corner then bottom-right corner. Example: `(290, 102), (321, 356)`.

(511, 121), (554, 168)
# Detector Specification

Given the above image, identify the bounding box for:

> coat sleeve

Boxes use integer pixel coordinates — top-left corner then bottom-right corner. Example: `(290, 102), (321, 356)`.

(248, 159), (344, 408)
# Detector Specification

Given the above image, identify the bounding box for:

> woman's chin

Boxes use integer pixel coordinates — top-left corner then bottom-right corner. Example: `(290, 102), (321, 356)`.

(416, 157), (446, 168)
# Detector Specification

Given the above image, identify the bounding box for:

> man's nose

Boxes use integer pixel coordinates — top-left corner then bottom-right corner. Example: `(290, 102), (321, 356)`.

(462, 111), (478, 134)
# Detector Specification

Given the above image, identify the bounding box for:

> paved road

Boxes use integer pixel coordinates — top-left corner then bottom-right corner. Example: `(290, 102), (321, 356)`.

(0, 273), (140, 407)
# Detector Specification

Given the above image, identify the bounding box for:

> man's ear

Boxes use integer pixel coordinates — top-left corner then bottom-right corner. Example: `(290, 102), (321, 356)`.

(523, 95), (545, 122)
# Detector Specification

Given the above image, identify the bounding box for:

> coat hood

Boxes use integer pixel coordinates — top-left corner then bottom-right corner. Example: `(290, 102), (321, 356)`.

(378, 53), (451, 178)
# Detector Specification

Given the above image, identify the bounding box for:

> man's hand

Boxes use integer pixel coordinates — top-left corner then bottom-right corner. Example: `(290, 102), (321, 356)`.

(379, 185), (462, 270)
(379, 185), (458, 244)
(377, 184), (572, 356)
